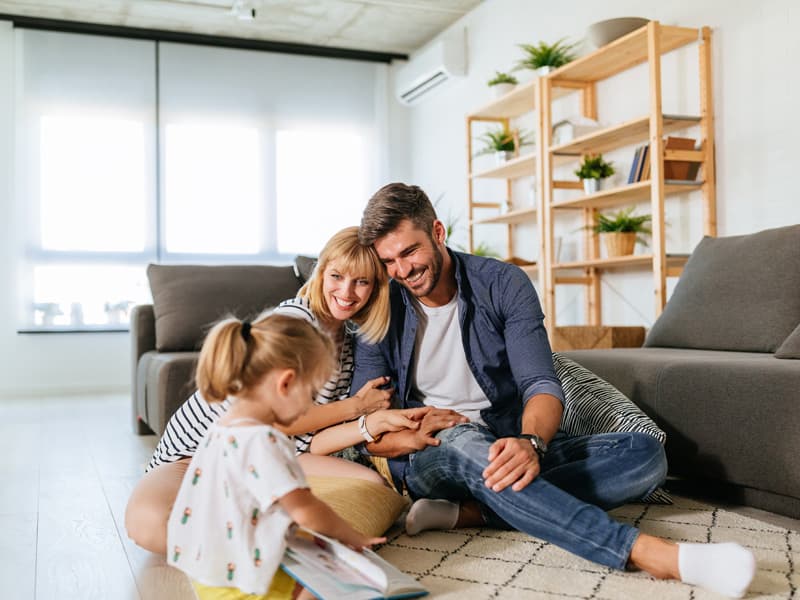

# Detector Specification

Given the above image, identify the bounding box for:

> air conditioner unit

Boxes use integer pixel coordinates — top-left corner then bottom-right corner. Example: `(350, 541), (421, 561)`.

(395, 29), (467, 105)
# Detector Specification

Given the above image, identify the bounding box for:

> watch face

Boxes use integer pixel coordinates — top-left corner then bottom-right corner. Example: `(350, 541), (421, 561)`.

(521, 434), (547, 454)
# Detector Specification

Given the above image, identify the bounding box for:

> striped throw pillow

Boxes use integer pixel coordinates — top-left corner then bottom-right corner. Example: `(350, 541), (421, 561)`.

(553, 352), (672, 504)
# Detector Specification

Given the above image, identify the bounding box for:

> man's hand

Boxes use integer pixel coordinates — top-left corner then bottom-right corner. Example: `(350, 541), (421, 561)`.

(482, 437), (540, 493)
(411, 408), (469, 449)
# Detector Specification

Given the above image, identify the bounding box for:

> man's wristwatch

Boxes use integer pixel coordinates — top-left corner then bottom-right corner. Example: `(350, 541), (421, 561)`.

(519, 433), (548, 459)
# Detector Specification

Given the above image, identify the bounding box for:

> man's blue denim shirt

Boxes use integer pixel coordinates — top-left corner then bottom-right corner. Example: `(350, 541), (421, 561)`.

(352, 249), (564, 485)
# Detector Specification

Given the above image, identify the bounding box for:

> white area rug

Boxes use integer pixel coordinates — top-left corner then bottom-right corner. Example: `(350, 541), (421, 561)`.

(377, 495), (798, 599)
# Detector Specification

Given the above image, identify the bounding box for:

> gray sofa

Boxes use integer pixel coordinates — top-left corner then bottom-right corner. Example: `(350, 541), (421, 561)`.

(131, 260), (314, 436)
(565, 224), (800, 519)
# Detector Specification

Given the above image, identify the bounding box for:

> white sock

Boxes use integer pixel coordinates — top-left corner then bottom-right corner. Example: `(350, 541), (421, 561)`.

(678, 542), (756, 598)
(405, 499), (459, 536)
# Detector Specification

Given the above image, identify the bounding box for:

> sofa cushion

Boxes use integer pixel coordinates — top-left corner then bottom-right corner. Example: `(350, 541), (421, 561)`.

(563, 347), (800, 506)
(148, 264), (301, 352)
(775, 322), (800, 359)
(553, 352), (670, 503)
(554, 353), (665, 442)
(294, 255), (317, 284)
(645, 225), (800, 352)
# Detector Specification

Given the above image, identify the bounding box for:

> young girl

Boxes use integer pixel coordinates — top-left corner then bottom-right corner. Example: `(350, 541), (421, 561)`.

(167, 313), (399, 599)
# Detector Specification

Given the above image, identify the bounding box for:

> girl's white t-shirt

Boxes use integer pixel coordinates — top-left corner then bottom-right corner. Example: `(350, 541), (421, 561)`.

(166, 422), (307, 594)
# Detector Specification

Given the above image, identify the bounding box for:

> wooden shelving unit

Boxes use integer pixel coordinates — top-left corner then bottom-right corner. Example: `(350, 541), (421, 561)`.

(470, 152), (537, 180)
(551, 180), (703, 211)
(538, 21), (716, 333)
(550, 115), (701, 157)
(472, 206), (537, 226)
(466, 78), (544, 274)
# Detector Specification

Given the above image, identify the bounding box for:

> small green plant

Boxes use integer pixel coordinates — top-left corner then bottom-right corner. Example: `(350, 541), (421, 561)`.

(574, 153), (615, 180)
(475, 128), (533, 156)
(592, 208), (652, 245)
(487, 71), (518, 87)
(472, 241), (501, 258)
(514, 38), (577, 71)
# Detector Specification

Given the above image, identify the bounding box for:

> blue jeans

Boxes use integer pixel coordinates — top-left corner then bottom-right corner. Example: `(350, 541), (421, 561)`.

(404, 424), (667, 570)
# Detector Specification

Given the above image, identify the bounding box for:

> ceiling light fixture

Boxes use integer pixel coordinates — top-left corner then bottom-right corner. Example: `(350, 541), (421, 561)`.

(231, 0), (256, 21)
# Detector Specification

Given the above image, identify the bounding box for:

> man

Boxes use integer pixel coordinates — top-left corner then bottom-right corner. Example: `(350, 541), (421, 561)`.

(351, 183), (755, 598)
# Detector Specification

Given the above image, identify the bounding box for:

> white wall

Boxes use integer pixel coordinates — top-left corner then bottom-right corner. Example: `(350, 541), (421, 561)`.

(391, 0), (800, 327)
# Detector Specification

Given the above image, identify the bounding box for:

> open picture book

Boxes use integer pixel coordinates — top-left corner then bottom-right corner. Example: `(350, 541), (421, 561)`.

(281, 528), (428, 600)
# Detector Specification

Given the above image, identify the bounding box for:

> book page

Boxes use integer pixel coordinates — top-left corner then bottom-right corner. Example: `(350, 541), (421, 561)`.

(283, 529), (427, 599)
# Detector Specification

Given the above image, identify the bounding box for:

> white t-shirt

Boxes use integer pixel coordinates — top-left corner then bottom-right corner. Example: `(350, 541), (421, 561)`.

(166, 422), (307, 594)
(411, 294), (490, 425)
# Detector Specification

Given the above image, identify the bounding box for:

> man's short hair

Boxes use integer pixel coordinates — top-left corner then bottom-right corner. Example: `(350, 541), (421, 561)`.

(359, 182), (437, 246)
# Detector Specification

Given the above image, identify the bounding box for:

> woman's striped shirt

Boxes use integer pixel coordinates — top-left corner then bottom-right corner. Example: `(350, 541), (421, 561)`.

(146, 297), (355, 471)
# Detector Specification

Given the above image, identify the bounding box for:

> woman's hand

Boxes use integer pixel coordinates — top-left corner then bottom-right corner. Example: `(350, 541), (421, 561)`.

(365, 408), (425, 436)
(352, 376), (393, 415)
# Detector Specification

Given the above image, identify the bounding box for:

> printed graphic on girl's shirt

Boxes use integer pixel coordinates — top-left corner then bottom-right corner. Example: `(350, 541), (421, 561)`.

(192, 468), (202, 485)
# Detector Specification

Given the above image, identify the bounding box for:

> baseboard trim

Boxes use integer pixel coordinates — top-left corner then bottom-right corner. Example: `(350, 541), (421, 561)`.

(0, 384), (130, 399)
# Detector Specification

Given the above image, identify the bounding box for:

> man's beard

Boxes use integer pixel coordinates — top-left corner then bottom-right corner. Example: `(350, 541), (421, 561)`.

(406, 243), (444, 298)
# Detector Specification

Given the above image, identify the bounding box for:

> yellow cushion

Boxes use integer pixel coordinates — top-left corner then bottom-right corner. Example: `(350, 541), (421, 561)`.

(307, 475), (409, 537)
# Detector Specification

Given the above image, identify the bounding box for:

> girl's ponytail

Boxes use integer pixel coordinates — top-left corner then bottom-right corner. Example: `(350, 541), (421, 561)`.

(196, 313), (335, 403)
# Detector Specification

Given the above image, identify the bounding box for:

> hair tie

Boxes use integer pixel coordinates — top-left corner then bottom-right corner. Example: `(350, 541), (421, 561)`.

(240, 321), (252, 342)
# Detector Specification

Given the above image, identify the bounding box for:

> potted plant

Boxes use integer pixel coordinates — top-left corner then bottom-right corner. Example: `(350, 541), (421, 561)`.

(475, 128), (533, 164)
(472, 241), (501, 258)
(592, 207), (652, 257)
(487, 71), (518, 98)
(514, 38), (578, 76)
(575, 153), (615, 193)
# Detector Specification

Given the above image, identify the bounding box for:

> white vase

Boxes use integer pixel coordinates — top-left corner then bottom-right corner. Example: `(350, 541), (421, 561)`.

(536, 66), (554, 77)
(491, 83), (516, 98)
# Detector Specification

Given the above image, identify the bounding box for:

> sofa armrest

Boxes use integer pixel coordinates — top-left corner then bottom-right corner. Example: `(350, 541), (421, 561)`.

(131, 304), (156, 434)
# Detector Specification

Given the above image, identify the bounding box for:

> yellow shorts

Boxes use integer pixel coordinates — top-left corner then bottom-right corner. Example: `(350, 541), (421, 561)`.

(192, 569), (296, 600)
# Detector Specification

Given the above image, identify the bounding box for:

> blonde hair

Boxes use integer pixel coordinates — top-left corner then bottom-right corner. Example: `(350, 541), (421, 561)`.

(299, 226), (389, 344)
(196, 313), (336, 404)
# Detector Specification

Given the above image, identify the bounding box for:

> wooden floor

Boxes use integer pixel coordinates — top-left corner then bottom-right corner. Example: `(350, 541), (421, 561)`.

(0, 393), (195, 600)
(1, 393), (798, 600)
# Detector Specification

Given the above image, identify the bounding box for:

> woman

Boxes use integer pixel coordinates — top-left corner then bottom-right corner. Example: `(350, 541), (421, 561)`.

(125, 226), (414, 554)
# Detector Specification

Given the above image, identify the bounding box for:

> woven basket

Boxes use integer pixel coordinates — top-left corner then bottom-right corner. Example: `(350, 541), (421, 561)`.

(602, 232), (636, 257)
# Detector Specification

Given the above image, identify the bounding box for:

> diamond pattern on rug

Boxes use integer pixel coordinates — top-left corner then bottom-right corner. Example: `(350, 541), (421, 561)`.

(376, 495), (798, 599)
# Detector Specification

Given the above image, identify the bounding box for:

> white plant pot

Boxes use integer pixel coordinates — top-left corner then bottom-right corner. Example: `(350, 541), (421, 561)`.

(495, 151), (513, 165)
(582, 178), (601, 194)
(491, 82), (516, 98)
(536, 65), (554, 77)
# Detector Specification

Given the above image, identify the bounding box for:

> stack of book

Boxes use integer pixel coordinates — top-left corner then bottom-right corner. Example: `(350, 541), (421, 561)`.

(627, 137), (701, 184)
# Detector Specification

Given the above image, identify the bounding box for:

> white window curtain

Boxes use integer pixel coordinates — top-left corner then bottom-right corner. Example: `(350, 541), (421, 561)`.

(157, 42), (384, 260)
(15, 30), (388, 331)
(15, 29), (157, 330)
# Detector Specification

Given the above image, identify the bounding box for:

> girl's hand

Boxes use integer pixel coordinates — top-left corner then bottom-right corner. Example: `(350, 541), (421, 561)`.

(353, 376), (393, 414)
(340, 531), (387, 552)
(366, 408), (423, 435)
